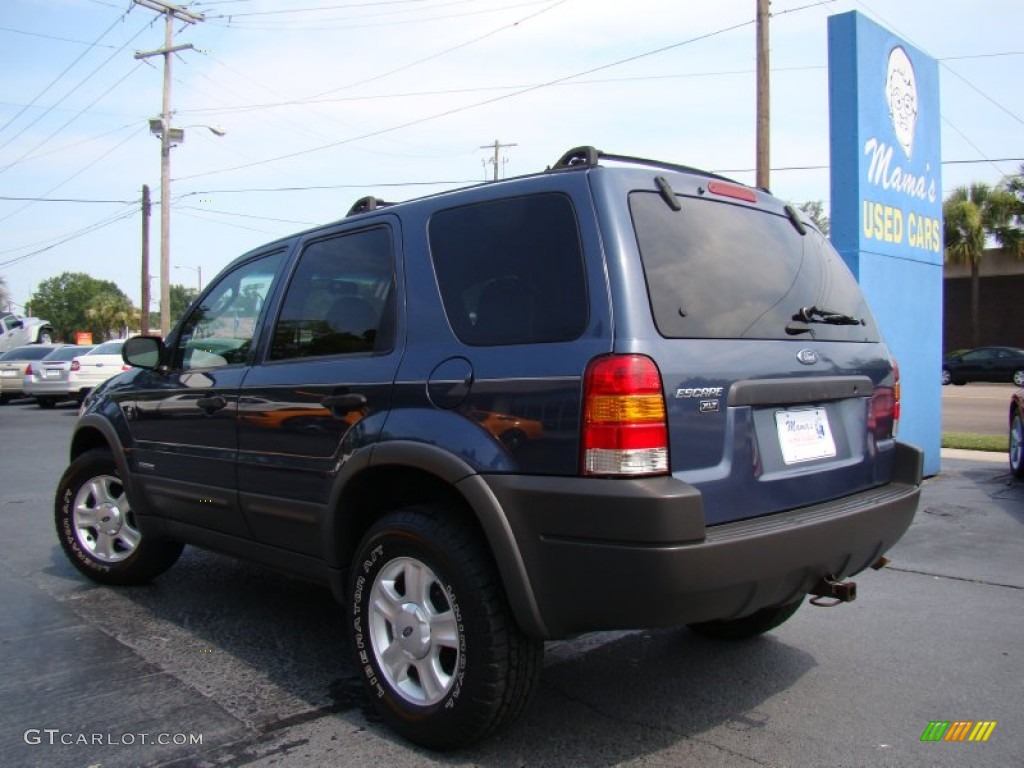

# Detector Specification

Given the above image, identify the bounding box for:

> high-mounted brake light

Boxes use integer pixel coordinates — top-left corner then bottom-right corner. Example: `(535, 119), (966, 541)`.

(582, 354), (669, 476)
(707, 180), (757, 203)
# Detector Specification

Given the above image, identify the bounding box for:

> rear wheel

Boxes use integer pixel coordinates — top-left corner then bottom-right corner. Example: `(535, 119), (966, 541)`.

(55, 449), (183, 585)
(687, 599), (803, 641)
(348, 505), (542, 750)
(1010, 408), (1024, 479)
(37, 396), (56, 409)
(1013, 369), (1024, 388)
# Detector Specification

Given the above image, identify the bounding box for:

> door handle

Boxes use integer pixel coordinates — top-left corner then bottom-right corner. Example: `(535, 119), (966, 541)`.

(196, 395), (227, 414)
(321, 393), (367, 416)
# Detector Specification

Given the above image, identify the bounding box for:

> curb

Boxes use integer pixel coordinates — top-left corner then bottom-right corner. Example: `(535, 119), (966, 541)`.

(940, 448), (1008, 464)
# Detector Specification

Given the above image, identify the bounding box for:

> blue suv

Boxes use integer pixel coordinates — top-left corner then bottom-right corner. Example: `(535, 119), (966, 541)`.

(55, 147), (922, 749)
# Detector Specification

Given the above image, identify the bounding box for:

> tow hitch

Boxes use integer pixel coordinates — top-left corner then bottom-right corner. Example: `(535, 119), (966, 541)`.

(810, 576), (857, 607)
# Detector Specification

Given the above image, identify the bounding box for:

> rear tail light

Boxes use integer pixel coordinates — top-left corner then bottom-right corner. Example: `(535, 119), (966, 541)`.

(24, 364), (33, 376)
(70, 360), (81, 371)
(869, 359), (900, 440)
(582, 354), (669, 476)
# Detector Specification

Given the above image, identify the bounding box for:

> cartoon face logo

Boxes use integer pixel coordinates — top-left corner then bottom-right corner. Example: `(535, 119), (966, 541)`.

(885, 46), (918, 158)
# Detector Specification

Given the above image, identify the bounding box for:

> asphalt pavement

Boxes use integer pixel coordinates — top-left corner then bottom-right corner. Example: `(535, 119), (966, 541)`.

(0, 404), (1020, 767)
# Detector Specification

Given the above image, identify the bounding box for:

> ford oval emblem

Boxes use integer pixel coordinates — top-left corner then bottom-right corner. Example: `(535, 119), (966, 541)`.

(797, 349), (818, 365)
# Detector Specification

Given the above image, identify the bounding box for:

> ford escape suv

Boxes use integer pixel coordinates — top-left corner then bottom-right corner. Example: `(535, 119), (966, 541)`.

(55, 146), (922, 749)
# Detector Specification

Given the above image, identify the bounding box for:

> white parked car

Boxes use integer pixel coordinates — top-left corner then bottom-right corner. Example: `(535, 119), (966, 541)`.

(23, 344), (94, 408)
(68, 339), (131, 401)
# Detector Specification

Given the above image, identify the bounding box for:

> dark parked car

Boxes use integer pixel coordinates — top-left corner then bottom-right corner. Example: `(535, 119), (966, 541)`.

(942, 346), (1024, 386)
(55, 146), (922, 749)
(1011, 390), (1024, 479)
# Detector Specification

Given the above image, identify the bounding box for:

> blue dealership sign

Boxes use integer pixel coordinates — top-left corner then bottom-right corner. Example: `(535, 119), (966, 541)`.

(828, 11), (942, 475)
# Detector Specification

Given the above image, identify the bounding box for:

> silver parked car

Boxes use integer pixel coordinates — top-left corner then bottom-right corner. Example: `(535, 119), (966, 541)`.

(68, 339), (130, 402)
(23, 344), (95, 409)
(0, 345), (61, 404)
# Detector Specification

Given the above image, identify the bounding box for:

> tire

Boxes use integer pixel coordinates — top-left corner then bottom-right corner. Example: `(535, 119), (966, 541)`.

(0, 393), (8, 406)
(941, 368), (951, 386)
(37, 397), (55, 409)
(1010, 408), (1024, 480)
(1013, 370), (1024, 388)
(687, 599), (803, 641)
(36, 328), (54, 344)
(55, 449), (183, 585)
(348, 506), (542, 750)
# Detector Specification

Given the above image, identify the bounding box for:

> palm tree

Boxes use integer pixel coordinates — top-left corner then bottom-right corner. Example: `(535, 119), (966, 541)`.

(943, 183), (1021, 348)
(0, 275), (9, 312)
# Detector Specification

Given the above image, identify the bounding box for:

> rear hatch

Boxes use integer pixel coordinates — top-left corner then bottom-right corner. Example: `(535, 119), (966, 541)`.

(626, 177), (899, 526)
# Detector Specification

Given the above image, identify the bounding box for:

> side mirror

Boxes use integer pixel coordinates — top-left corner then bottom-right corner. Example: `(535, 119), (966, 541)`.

(123, 336), (165, 370)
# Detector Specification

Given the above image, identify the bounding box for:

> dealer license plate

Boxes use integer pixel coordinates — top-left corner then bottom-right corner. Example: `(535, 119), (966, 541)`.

(0, 370), (15, 377)
(775, 407), (837, 465)
(44, 369), (61, 378)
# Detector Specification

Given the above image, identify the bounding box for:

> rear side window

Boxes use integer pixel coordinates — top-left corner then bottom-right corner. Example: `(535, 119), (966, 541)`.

(429, 193), (587, 346)
(269, 226), (395, 360)
(630, 192), (879, 342)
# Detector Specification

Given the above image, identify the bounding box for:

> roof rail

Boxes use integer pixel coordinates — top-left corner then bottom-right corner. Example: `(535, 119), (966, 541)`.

(548, 146), (602, 172)
(346, 196), (394, 217)
(547, 146), (743, 185)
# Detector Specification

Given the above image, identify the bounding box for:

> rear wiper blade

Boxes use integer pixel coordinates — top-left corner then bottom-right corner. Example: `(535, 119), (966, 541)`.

(791, 305), (864, 326)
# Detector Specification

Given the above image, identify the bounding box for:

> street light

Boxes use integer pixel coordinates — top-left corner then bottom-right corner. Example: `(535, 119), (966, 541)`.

(174, 264), (202, 292)
(147, 120), (224, 336)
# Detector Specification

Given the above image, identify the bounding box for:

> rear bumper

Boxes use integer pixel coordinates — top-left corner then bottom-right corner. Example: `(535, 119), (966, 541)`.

(485, 441), (922, 639)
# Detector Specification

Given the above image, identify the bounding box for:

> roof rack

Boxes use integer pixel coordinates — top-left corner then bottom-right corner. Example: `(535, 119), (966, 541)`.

(547, 145), (741, 185)
(346, 196), (394, 217)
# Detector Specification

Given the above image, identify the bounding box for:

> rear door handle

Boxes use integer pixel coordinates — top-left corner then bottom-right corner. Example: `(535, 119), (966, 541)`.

(321, 393), (367, 416)
(196, 395), (227, 414)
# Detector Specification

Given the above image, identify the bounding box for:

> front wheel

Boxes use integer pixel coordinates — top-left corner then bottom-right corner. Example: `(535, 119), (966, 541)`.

(687, 599), (803, 641)
(941, 368), (951, 386)
(1010, 408), (1024, 479)
(348, 506), (542, 750)
(55, 449), (183, 585)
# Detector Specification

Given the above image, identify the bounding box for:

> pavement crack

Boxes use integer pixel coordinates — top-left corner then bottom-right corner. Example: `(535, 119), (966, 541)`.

(541, 681), (773, 766)
(888, 566), (1023, 590)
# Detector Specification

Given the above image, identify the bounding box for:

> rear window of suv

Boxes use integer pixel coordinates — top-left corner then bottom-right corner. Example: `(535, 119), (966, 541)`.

(429, 193), (587, 346)
(629, 192), (880, 342)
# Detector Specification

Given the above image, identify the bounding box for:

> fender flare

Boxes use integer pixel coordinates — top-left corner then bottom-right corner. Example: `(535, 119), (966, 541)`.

(325, 439), (549, 638)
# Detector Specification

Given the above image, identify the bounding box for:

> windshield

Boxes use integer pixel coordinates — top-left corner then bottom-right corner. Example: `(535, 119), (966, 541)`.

(629, 191), (880, 342)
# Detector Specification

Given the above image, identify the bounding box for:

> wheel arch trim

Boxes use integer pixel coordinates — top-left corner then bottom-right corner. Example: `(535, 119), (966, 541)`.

(325, 439), (549, 638)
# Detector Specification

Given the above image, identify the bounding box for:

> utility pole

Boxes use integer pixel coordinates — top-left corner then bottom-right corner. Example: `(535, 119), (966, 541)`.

(480, 139), (517, 181)
(141, 184), (151, 335)
(133, 0), (203, 337)
(755, 0), (770, 191)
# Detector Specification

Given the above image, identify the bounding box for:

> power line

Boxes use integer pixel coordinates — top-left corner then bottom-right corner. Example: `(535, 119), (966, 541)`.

(0, 8), (135, 146)
(176, 16), (757, 182)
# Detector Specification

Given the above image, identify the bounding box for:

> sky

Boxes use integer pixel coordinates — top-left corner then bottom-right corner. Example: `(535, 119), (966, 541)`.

(1, 0), (1022, 316)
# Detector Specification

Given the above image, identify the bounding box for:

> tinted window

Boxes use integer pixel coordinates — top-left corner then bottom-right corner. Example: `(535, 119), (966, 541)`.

(173, 252), (284, 370)
(269, 226), (395, 360)
(91, 341), (124, 355)
(44, 346), (92, 361)
(429, 193), (587, 346)
(630, 192), (879, 342)
(4, 346), (54, 361)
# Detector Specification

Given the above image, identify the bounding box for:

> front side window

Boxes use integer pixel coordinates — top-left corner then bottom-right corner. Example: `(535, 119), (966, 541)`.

(269, 227), (395, 360)
(429, 193), (588, 346)
(173, 251), (284, 370)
